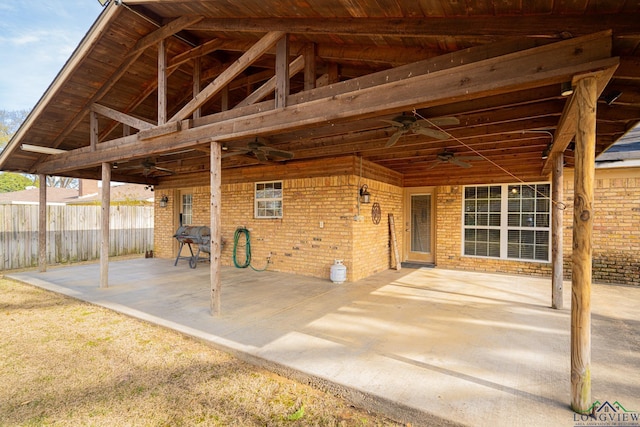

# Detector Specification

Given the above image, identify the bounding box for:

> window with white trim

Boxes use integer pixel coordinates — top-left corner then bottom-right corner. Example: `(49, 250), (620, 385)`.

(255, 181), (283, 218)
(463, 183), (551, 262)
(181, 193), (193, 225)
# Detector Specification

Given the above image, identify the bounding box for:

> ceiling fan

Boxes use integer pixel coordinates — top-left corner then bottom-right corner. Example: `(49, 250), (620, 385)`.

(382, 115), (459, 147)
(427, 150), (483, 169)
(223, 139), (294, 162)
(116, 158), (175, 176)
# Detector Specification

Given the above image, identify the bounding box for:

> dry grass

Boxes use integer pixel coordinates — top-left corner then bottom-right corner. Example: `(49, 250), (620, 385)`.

(0, 278), (404, 426)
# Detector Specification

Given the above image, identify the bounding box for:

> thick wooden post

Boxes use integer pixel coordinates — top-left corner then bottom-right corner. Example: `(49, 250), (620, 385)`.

(210, 141), (222, 316)
(551, 152), (564, 309)
(158, 39), (167, 125)
(275, 34), (290, 108)
(571, 76), (596, 413)
(38, 174), (47, 272)
(100, 162), (111, 289)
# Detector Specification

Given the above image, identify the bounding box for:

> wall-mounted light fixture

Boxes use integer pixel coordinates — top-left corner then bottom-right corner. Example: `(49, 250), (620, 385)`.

(561, 82), (574, 97)
(160, 195), (169, 208)
(359, 184), (371, 204)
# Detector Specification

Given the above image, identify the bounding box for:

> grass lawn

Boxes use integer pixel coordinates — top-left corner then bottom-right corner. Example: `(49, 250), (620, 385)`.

(0, 278), (404, 426)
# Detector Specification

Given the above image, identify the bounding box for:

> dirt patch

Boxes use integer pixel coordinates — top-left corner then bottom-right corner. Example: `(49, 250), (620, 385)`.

(0, 278), (405, 426)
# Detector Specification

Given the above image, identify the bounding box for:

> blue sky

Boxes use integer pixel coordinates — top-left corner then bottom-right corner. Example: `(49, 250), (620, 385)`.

(0, 0), (104, 111)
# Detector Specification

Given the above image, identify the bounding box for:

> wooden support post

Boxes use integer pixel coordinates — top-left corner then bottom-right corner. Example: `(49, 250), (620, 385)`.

(90, 110), (98, 151)
(275, 34), (290, 108)
(571, 76), (596, 413)
(193, 57), (201, 119)
(38, 174), (47, 272)
(552, 152), (564, 309)
(221, 86), (229, 111)
(158, 39), (167, 125)
(100, 162), (111, 289)
(210, 141), (222, 316)
(303, 43), (316, 91)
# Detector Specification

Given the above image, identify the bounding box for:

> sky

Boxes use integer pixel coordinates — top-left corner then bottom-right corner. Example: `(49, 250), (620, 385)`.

(0, 0), (104, 112)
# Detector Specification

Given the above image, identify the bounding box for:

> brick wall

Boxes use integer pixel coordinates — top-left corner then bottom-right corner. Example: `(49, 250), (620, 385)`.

(435, 168), (639, 286)
(564, 168), (640, 285)
(153, 158), (638, 286)
(154, 158), (403, 282)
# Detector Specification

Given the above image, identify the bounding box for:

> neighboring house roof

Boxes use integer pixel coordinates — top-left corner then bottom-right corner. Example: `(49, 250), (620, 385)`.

(596, 125), (640, 168)
(0, 187), (78, 205)
(0, 182), (153, 205)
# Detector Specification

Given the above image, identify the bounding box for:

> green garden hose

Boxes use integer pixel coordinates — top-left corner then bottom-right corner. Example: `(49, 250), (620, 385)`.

(232, 227), (268, 271)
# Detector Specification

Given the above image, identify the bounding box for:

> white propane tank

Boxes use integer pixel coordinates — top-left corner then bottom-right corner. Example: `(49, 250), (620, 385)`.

(330, 259), (347, 284)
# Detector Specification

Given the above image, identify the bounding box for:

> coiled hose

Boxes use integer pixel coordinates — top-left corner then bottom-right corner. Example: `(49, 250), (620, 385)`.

(232, 227), (268, 271)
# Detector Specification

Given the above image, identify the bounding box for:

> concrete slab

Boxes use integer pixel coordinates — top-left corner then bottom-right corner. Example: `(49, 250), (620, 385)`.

(6, 258), (640, 426)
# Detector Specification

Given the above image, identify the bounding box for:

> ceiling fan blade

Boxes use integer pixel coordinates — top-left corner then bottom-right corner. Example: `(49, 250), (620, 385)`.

(420, 117), (460, 127)
(265, 149), (294, 159)
(413, 126), (450, 140)
(385, 130), (406, 147)
(154, 166), (175, 174)
(254, 150), (268, 162)
(380, 119), (406, 128)
(426, 160), (442, 170)
(222, 149), (251, 158)
(449, 158), (472, 168)
(455, 155), (483, 161)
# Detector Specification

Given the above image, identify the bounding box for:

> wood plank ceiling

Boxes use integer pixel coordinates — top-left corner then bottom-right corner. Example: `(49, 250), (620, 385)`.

(1, 0), (639, 187)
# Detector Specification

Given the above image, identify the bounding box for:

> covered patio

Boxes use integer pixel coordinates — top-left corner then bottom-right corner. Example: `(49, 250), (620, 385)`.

(7, 258), (639, 426)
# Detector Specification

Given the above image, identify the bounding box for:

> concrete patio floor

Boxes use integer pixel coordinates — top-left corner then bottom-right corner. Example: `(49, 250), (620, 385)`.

(6, 258), (639, 426)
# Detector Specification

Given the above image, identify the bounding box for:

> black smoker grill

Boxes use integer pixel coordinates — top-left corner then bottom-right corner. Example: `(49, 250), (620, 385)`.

(173, 225), (211, 268)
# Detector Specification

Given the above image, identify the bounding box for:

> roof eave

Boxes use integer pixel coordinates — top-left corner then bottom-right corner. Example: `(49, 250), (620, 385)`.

(0, 2), (121, 172)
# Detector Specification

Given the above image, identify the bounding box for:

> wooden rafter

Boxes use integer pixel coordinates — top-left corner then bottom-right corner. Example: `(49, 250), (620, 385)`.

(91, 104), (155, 130)
(127, 15), (204, 57)
(34, 32), (616, 176)
(169, 31), (286, 123)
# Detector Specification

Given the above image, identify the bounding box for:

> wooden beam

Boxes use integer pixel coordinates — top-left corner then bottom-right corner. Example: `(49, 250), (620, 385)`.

(542, 63), (619, 175)
(190, 15), (640, 38)
(127, 15), (203, 57)
(551, 152), (564, 310)
(100, 162), (111, 289)
(169, 31), (285, 123)
(38, 174), (46, 273)
(35, 32), (616, 174)
(168, 38), (226, 71)
(234, 55), (304, 108)
(571, 76), (597, 414)
(275, 35), (290, 108)
(210, 141), (222, 316)
(92, 104), (155, 130)
(158, 39), (167, 125)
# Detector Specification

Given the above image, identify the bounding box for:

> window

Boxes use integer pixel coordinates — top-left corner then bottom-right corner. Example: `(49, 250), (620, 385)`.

(463, 183), (551, 262)
(181, 193), (193, 225)
(255, 181), (283, 218)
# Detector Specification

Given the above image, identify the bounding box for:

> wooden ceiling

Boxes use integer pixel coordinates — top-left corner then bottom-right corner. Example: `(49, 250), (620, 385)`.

(1, 0), (639, 187)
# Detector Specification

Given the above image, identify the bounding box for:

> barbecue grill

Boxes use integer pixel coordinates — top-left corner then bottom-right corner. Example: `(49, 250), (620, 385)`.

(173, 225), (211, 268)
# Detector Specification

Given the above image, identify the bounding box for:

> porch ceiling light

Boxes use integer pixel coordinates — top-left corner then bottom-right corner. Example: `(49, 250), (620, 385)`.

(359, 184), (371, 204)
(20, 144), (67, 155)
(561, 82), (574, 97)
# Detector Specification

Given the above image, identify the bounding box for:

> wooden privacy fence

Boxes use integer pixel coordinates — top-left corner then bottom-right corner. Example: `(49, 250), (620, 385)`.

(0, 205), (154, 270)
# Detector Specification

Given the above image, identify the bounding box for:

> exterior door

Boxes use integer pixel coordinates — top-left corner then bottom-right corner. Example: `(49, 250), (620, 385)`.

(404, 188), (435, 264)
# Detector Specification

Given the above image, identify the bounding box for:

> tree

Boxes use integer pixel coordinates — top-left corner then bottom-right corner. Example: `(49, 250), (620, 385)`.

(0, 172), (36, 193)
(0, 109), (78, 190)
(0, 109), (30, 151)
